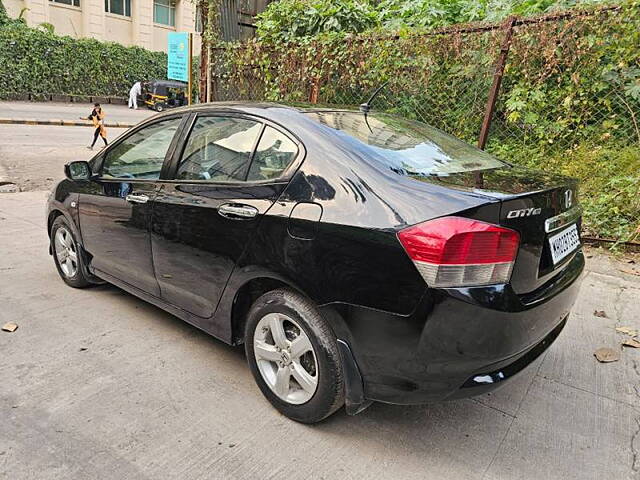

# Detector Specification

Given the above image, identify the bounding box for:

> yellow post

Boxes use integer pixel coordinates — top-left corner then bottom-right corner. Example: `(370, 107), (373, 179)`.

(187, 33), (193, 105)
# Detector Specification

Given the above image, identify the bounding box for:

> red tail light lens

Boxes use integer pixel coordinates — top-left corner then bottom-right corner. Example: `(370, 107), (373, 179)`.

(398, 217), (520, 288)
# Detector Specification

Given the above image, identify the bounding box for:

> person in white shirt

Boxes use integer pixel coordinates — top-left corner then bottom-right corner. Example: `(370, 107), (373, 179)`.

(128, 81), (142, 109)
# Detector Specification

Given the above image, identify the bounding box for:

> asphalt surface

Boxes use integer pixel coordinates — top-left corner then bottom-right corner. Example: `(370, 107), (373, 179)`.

(1, 189), (639, 480)
(0, 101), (155, 124)
(0, 125), (129, 191)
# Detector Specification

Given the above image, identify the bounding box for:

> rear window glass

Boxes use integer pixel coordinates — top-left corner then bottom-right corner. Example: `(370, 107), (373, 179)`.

(305, 111), (505, 176)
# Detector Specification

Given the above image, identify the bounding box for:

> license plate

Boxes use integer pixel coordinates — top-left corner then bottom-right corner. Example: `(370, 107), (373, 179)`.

(548, 223), (580, 265)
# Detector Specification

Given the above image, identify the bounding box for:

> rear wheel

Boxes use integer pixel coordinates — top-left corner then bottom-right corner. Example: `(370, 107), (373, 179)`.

(154, 103), (165, 112)
(50, 216), (92, 288)
(245, 289), (344, 423)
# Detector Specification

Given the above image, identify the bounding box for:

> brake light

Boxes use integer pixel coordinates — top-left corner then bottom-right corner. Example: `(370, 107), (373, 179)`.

(398, 217), (520, 288)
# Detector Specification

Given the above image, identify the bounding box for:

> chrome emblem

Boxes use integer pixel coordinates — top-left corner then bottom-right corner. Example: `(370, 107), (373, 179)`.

(564, 190), (573, 209)
(507, 207), (542, 219)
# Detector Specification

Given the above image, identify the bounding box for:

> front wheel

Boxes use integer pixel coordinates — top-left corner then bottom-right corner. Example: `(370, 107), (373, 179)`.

(50, 216), (92, 288)
(245, 289), (344, 423)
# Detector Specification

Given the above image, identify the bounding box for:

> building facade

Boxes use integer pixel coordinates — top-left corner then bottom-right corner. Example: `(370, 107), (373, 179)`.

(4, 0), (198, 52)
(4, 0), (275, 52)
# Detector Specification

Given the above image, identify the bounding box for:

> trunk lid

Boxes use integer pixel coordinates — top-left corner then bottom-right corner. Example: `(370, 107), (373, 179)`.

(424, 166), (581, 294)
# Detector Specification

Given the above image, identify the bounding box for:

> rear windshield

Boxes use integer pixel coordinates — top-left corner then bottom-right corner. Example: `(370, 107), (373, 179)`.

(305, 111), (505, 176)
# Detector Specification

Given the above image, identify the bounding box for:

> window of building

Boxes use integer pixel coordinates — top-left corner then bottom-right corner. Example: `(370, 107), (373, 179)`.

(105, 0), (131, 16)
(49, 0), (81, 8)
(154, 0), (176, 27)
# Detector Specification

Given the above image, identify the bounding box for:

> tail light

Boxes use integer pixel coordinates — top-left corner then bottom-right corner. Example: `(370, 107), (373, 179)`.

(398, 217), (520, 288)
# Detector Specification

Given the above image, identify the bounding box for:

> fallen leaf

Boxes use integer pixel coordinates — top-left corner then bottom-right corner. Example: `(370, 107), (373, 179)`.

(1, 322), (18, 332)
(622, 338), (640, 348)
(593, 310), (607, 318)
(619, 268), (640, 276)
(594, 347), (620, 363)
(616, 326), (639, 337)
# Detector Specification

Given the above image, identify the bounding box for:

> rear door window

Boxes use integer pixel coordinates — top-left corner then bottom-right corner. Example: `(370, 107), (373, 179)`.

(176, 116), (262, 182)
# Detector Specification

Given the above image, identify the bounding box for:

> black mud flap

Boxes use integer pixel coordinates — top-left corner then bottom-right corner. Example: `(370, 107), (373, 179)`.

(337, 339), (373, 416)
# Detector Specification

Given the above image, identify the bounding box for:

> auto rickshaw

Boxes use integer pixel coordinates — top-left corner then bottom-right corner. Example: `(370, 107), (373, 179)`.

(143, 79), (188, 112)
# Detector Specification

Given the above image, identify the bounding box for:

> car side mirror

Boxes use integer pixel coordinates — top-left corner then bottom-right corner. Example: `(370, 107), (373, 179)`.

(65, 161), (92, 181)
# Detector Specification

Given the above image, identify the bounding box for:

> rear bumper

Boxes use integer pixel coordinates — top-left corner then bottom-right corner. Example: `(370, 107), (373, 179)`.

(327, 249), (584, 406)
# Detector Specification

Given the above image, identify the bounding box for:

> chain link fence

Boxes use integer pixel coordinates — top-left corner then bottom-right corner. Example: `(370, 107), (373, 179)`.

(207, 4), (638, 153)
(204, 3), (640, 241)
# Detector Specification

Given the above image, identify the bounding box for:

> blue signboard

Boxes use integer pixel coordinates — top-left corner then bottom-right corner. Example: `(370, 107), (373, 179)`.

(167, 32), (189, 82)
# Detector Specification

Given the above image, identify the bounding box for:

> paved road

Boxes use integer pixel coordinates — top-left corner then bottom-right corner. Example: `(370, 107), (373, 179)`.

(0, 101), (155, 124)
(0, 125), (129, 191)
(1, 191), (639, 480)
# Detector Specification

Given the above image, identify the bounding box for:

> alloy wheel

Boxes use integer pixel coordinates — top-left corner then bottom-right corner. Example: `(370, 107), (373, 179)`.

(54, 227), (79, 278)
(253, 313), (318, 405)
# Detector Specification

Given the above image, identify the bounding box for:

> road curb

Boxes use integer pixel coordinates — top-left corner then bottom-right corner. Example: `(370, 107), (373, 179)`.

(0, 118), (136, 128)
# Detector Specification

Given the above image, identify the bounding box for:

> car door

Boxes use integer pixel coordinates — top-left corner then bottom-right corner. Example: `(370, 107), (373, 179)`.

(78, 115), (186, 295)
(151, 113), (301, 319)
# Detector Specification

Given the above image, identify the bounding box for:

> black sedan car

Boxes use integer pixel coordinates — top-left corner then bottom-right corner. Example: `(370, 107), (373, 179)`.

(47, 103), (584, 423)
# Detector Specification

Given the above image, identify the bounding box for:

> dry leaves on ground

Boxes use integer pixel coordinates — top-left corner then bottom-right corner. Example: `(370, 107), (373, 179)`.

(594, 347), (620, 363)
(615, 326), (639, 337)
(622, 338), (640, 348)
(1, 322), (18, 332)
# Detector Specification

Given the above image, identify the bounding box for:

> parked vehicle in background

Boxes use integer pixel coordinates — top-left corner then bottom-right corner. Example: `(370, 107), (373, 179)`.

(46, 103), (584, 423)
(142, 79), (188, 112)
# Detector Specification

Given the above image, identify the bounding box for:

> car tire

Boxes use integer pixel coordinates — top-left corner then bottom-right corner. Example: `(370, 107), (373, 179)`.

(245, 288), (345, 423)
(50, 216), (92, 288)
(155, 103), (164, 112)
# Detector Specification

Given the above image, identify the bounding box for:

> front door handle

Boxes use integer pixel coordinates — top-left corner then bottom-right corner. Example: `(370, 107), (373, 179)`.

(126, 194), (149, 204)
(218, 203), (258, 220)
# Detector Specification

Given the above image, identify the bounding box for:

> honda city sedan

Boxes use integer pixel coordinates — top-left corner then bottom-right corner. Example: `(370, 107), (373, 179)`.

(46, 103), (584, 423)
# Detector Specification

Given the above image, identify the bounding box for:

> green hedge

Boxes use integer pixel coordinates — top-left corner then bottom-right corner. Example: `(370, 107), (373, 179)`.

(0, 18), (167, 97)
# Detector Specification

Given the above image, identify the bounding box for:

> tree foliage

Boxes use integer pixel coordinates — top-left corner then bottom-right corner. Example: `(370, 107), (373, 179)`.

(255, 0), (612, 40)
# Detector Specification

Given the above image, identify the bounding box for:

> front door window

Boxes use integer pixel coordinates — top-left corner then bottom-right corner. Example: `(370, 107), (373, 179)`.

(102, 117), (182, 180)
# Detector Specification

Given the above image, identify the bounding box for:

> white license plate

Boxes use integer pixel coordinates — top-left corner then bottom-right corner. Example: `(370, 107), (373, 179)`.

(548, 223), (580, 265)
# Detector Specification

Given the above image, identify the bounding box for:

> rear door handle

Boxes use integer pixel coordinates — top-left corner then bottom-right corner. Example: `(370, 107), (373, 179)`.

(126, 194), (149, 204)
(218, 203), (258, 220)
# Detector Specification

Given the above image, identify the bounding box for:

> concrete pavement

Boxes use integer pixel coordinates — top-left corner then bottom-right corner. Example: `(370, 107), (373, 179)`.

(1, 191), (639, 480)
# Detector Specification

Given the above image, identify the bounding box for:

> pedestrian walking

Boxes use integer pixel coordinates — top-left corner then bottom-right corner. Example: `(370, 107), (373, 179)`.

(81, 103), (107, 150)
(128, 80), (142, 109)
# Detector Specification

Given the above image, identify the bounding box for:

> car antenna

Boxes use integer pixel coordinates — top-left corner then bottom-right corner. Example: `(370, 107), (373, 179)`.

(359, 81), (389, 133)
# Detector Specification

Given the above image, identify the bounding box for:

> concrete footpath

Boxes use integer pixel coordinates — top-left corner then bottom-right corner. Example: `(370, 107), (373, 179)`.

(0, 101), (155, 128)
(1, 191), (640, 480)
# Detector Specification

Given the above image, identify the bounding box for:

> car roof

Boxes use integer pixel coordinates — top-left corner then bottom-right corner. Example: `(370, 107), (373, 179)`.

(149, 101), (359, 118)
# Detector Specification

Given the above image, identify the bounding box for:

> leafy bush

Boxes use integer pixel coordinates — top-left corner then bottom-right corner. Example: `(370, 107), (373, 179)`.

(256, 0), (380, 42)
(0, 19), (167, 97)
(256, 0), (613, 39)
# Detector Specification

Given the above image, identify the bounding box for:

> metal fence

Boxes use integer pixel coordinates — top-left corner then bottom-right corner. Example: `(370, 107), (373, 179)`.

(204, 5), (639, 160)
